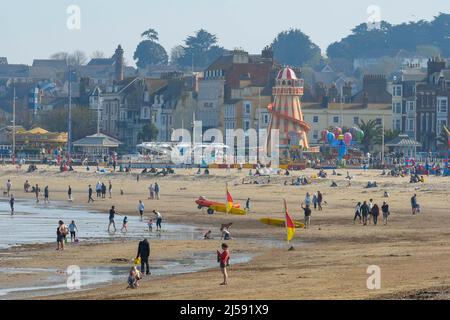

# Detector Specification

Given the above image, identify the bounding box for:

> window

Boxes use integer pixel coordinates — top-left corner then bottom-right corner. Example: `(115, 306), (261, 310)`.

(313, 116), (319, 123)
(353, 117), (359, 125)
(375, 118), (382, 125)
(395, 119), (401, 131)
(263, 114), (269, 124)
(313, 130), (319, 140)
(407, 119), (415, 131)
(438, 99), (448, 113)
(244, 102), (251, 114)
(393, 85), (402, 97)
(393, 102), (402, 114)
(244, 120), (250, 131)
(333, 116), (339, 124)
(407, 101), (415, 112)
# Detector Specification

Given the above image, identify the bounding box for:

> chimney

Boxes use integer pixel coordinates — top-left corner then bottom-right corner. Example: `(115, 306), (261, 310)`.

(427, 57), (446, 84)
(342, 82), (352, 103)
(115, 45), (124, 82)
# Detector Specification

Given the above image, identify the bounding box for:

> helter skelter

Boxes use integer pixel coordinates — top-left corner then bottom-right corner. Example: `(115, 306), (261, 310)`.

(266, 67), (317, 163)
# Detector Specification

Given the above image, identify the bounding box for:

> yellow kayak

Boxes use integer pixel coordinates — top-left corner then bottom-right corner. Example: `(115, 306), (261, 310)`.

(259, 217), (305, 228)
(208, 205), (247, 215)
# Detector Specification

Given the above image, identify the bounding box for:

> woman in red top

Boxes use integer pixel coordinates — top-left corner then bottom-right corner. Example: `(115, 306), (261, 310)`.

(217, 243), (230, 285)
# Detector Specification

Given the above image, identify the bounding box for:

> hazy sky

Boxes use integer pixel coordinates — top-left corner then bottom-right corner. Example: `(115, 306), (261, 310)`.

(0, 0), (447, 66)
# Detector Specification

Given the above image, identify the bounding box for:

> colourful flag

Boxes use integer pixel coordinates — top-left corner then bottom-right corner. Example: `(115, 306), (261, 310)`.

(226, 186), (233, 214)
(284, 199), (295, 242)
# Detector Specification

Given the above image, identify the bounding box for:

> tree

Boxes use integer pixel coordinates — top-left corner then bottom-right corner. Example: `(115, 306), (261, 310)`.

(36, 106), (96, 141)
(50, 50), (87, 66)
(141, 28), (159, 42)
(384, 129), (400, 143)
(170, 46), (185, 65)
(91, 51), (106, 59)
(133, 28), (168, 69)
(175, 29), (225, 69)
(358, 119), (383, 153)
(327, 14), (450, 60)
(436, 125), (449, 149)
(271, 29), (322, 67)
(137, 123), (158, 142)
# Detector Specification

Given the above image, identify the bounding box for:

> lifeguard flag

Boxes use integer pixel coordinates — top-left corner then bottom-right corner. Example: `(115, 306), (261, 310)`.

(226, 188), (233, 213)
(284, 199), (295, 242)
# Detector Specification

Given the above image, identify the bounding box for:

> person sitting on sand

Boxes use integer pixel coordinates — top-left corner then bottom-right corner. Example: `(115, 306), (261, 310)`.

(383, 191), (390, 198)
(204, 230), (213, 239)
(127, 266), (141, 289)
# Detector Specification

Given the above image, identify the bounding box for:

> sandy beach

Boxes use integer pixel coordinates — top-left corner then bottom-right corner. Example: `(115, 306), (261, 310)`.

(0, 164), (449, 300)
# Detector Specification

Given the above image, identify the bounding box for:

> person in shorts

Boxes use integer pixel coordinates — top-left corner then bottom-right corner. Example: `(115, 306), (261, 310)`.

(217, 243), (230, 285)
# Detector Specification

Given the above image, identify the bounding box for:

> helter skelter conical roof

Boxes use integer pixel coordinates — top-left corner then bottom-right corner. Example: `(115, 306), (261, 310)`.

(276, 67), (297, 80)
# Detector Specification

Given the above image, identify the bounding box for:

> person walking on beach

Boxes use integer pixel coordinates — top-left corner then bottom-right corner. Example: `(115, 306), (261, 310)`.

(44, 186), (49, 204)
(368, 199), (374, 224)
(372, 203), (380, 225)
(217, 243), (230, 285)
(245, 198), (251, 212)
(154, 182), (160, 200)
(147, 218), (153, 232)
(411, 194), (418, 215)
(34, 184), (40, 203)
(301, 202), (312, 229)
(305, 192), (312, 206)
(68, 185), (73, 202)
(353, 202), (362, 224)
(108, 205), (119, 232)
(153, 210), (162, 231)
(69, 220), (78, 242)
(317, 191), (323, 211)
(312, 193), (318, 210)
(9, 194), (14, 215)
(382, 201), (390, 225)
(56, 220), (68, 251)
(96, 182), (102, 198)
(101, 183), (106, 199)
(361, 201), (370, 225)
(121, 216), (128, 233)
(138, 200), (145, 221)
(136, 238), (151, 275)
(6, 179), (12, 196)
(148, 184), (154, 200)
(108, 181), (112, 198)
(88, 185), (94, 203)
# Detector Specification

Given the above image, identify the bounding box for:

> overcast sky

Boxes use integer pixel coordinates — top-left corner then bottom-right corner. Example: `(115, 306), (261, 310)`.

(0, 0), (447, 66)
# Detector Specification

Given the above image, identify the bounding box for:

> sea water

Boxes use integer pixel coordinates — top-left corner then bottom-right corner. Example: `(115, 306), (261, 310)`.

(0, 199), (201, 249)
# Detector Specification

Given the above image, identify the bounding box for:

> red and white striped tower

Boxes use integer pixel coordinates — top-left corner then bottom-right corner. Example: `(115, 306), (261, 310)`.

(266, 67), (311, 158)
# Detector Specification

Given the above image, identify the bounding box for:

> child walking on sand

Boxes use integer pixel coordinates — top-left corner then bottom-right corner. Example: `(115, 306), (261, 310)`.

(121, 216), (128, 233)
(217, 243), (230, 285)
(148, 218), (153, 232)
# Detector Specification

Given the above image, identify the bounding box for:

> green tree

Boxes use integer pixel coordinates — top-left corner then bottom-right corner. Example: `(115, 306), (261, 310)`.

(271, 29), (322, 67)
(36, 106), (96, 141)
(137, 123), (158, 142)
(134, 29), (168, 69)
(384, 129), (400, 143)
(436, 125), (449, 149)
(175, 29), (225, 68)
(358, 119), (383, 153)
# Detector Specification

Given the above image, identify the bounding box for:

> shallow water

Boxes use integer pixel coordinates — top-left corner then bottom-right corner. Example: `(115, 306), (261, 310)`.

(0, 199), (201, 249)
(0, 252), (252, 299)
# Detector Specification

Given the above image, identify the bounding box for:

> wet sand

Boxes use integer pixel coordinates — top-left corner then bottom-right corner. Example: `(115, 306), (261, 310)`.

(0, 164), (449, 300)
